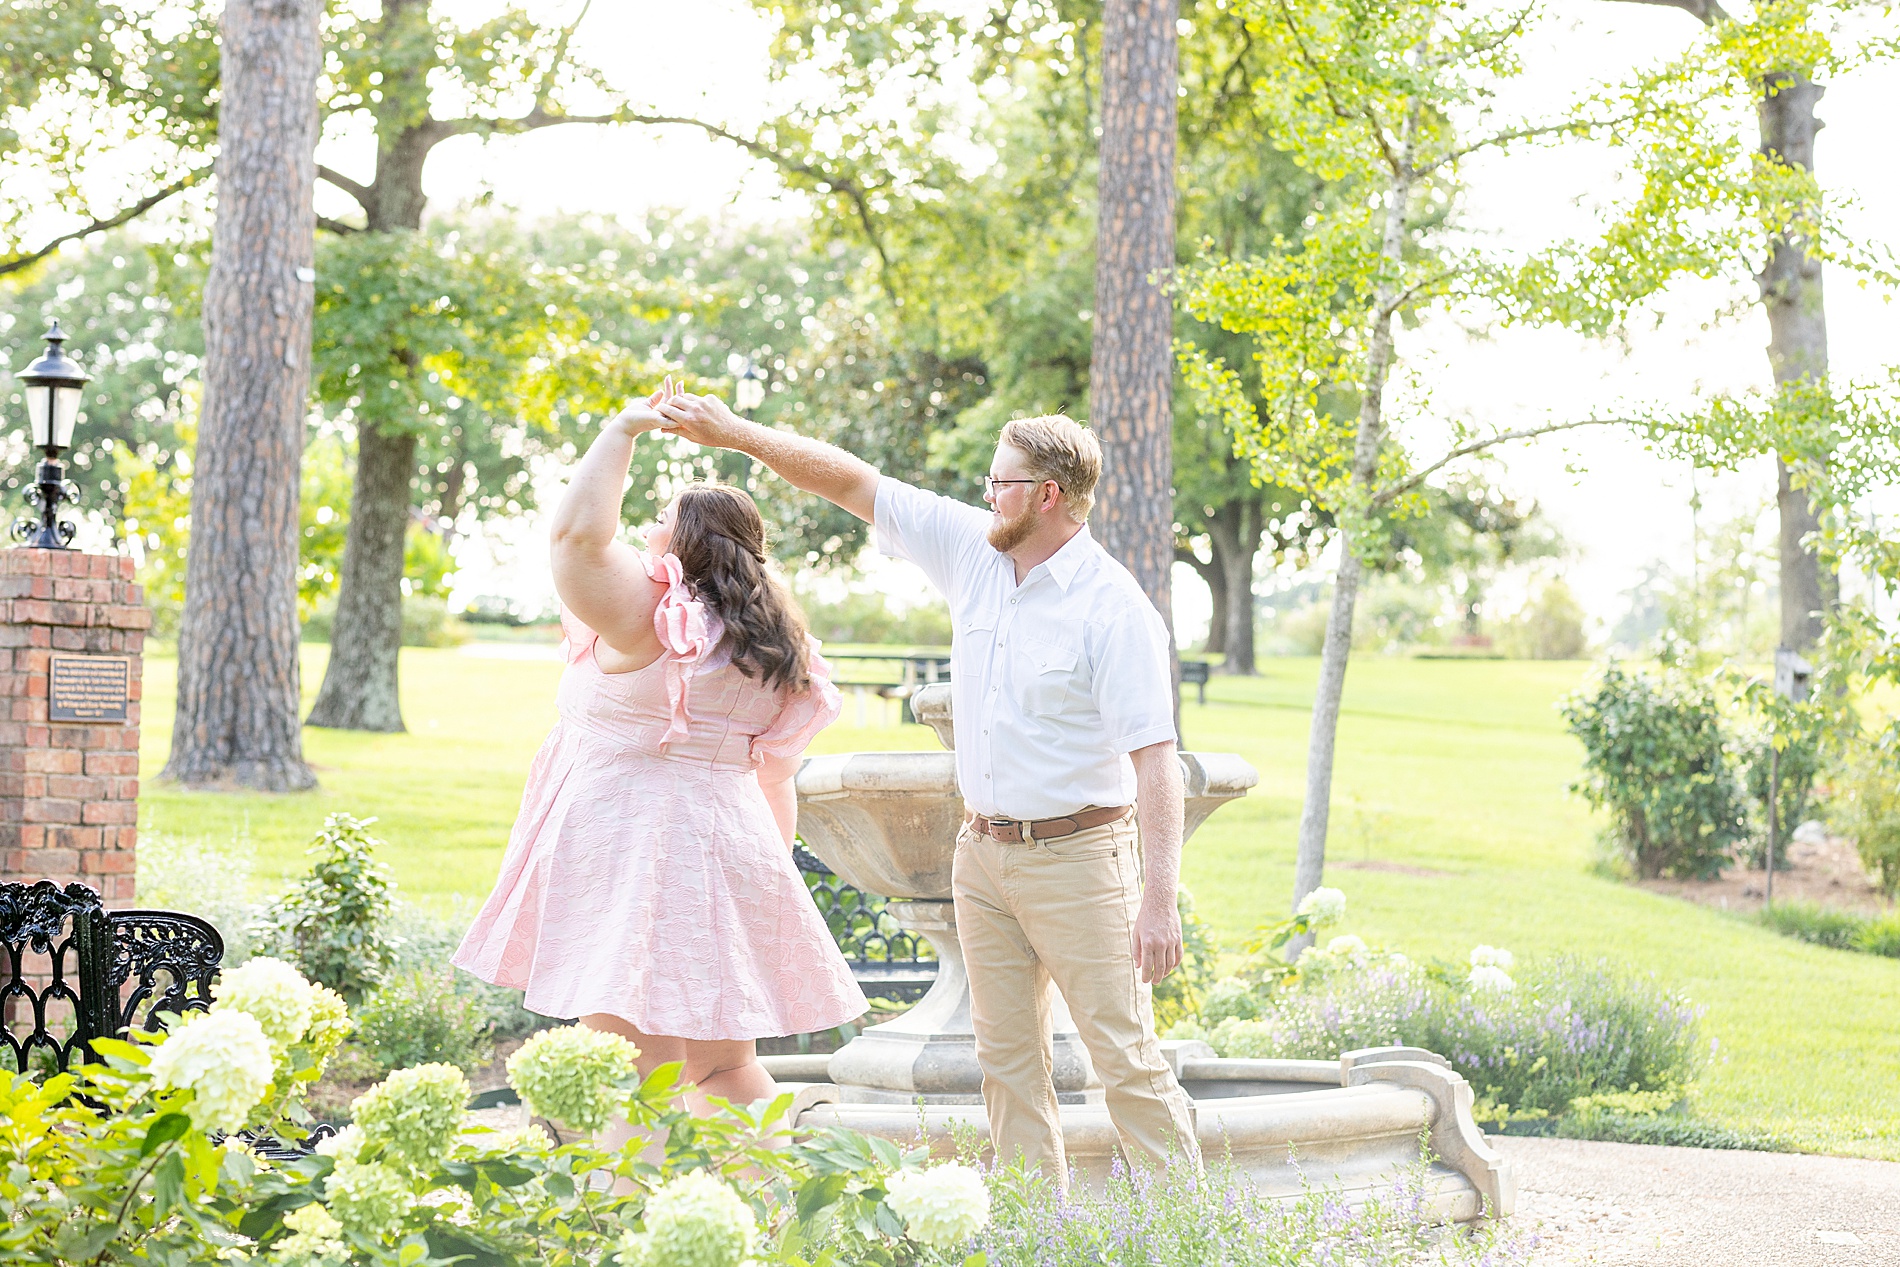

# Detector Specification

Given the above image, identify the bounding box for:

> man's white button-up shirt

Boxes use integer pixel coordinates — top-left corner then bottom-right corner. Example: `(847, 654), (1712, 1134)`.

(874, 477), (1177, 820)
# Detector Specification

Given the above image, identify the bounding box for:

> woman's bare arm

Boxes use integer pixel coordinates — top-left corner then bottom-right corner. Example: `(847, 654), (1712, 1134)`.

(655, 392), (881, 523)
(549, 395), (668, 662)
(756, 751), (804, 846)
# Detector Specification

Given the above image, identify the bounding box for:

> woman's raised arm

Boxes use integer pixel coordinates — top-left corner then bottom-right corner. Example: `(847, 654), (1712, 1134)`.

(549, 389), (669, 662)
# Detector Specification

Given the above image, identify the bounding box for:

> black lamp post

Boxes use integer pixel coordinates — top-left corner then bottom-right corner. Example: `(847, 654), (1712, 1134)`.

(12, 321), (88, 548)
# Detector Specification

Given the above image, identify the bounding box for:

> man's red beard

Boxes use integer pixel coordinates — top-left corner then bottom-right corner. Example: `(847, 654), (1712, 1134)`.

(987, 501), (1038, 553)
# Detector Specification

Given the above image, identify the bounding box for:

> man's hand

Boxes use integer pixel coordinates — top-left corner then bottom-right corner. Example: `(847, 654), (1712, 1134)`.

(655, 388), (748, 449)
(1132, 894), (1183, 984)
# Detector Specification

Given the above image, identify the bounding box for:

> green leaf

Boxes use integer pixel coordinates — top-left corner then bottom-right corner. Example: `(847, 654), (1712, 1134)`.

(866, 1136), (903, 1169)
(140, 1112), (191, 1157)
(478, 1159), (536, 1189)
(796, 1173), (847, 1223)
(152, 1149), (186, 1218)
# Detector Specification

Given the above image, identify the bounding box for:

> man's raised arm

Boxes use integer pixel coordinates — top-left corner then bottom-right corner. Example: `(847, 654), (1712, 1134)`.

(655, 391), (880, 523)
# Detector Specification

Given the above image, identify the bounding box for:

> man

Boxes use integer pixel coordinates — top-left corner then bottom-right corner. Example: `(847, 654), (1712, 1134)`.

(654, 390), (1197, 1178)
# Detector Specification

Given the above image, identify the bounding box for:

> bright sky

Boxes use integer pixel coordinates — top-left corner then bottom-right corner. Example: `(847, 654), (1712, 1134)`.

(329, 1), (1900, 635)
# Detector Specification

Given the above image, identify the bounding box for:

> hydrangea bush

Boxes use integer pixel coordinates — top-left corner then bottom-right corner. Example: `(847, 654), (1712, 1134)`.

(0, 952), (1531, 1265)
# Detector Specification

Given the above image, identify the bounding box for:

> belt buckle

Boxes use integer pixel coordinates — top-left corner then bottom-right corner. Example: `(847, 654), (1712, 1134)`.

(988, 817), (1020, 842)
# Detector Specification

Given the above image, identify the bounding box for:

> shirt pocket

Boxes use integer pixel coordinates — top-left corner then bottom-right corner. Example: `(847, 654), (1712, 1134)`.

(1020, 633), (1080, 716)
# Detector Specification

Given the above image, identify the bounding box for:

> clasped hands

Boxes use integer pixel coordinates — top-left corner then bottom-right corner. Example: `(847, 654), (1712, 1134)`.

(607, 375), (743, 448)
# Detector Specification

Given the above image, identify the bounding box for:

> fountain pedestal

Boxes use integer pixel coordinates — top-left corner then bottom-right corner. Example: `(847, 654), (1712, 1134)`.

(796, 684), (1256, 1106)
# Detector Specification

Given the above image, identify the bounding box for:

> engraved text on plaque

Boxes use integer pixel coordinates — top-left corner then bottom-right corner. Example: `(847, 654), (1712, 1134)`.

(49, 655), (131, 723)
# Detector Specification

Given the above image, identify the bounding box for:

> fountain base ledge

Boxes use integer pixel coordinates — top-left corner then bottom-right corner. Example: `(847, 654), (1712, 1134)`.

(764, 1043), (1513, 1223)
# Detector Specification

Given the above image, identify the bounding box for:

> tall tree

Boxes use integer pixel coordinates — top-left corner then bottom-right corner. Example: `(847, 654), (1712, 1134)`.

(1174, 0), (1790, 914)
(1613, 0), (1839, 652)
(1092, 0), (1179, 641)
(303, 1), (646, 731)
(162, 0), (320, 791)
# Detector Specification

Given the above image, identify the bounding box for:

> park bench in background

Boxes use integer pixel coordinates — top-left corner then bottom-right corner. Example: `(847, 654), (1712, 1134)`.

(1181, 658), (1210, 706)
(793, 844), (937, 1007)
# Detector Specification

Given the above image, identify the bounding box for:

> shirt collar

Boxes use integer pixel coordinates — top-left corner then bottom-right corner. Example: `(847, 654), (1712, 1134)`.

(1037, 524), (1095, 592)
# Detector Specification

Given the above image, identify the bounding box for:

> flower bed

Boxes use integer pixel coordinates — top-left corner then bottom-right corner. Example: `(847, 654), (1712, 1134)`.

(0, 957), (1532, 1266)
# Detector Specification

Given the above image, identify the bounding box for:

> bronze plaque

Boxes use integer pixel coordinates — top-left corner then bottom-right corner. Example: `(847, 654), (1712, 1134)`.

(49, 655), (131, 723)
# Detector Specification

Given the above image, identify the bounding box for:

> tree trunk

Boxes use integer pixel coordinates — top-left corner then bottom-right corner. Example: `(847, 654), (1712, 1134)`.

(1758, 72), (1834, 652)
(1290, 106), (1419, 921)
(1290, 540), (1365, 908)
(306, 425), (416, 731)
(1092, 0), (1179, 697)
(1181, 545), (1228, 657)
(1207, 499), (1261, 674)
(310, 0), (445, 730)
(162, 0), (320, 792)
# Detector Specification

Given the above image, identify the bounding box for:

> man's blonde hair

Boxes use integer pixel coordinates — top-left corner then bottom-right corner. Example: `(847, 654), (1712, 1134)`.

(999, 414), (1102, 523)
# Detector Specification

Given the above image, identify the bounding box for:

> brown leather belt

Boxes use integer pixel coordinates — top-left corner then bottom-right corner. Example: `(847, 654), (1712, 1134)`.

(970, 805), (1132, 844)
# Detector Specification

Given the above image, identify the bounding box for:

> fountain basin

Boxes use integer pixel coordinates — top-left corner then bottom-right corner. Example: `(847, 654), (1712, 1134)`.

(768, 1043), (1510, 1220)
(791, 684), (1510, 1221)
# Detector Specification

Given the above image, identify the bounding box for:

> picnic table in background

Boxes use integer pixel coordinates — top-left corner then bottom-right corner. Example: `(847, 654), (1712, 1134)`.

(824, 650), (951, 725)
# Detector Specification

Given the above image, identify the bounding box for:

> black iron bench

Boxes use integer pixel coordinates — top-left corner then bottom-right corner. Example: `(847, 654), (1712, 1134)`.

(793, 844), (937, 1006)
(1, 879), (223, 1075)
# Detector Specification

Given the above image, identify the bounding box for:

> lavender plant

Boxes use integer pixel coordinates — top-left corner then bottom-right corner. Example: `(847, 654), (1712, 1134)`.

(970, 1157), (1537, 1267)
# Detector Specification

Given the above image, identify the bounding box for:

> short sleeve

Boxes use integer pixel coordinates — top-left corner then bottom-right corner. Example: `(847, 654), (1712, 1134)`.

(558, 607), (599, 664)
(873, 477), (991, 601)
(751, 638), (844, 761)
(643, 552), (721, 747)
(1093, 601), (1178, 754)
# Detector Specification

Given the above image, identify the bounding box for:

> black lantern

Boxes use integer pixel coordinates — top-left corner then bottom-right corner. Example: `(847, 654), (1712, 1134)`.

(734, 361), (767, 415)
(13, 321), (88, 548)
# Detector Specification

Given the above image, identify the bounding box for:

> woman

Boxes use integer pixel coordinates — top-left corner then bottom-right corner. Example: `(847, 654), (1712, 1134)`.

(453, 382), (868, 1115)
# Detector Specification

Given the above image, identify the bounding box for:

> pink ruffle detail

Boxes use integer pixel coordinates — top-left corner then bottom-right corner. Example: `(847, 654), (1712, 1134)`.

(751, 639), (844, 761)
(559, 607), (599, 664)
(644, 552), (716, 748)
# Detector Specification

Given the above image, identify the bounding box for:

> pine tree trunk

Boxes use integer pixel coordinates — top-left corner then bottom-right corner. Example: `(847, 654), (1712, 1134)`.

(1092, 0), (1179, 685)
(163, 0), (320, 792)
(1758, 72), (1834, 651)
(305, 425), (416, 731)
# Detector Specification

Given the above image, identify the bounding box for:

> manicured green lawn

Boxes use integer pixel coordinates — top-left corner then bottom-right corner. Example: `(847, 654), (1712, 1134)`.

(136, 647), (1900, 1159)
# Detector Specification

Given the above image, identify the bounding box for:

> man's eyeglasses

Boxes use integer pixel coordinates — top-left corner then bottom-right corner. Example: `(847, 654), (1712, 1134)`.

(981, 476), (1058, 495)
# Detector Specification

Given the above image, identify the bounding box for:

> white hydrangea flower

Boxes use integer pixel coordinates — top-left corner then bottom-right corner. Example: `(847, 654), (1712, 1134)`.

(1324, 934), (1368, 960)
(303, 984), (353, 1063)
(1295, 886), (1348, 927)
(315, 1124), (364, 1164)
(146, 1008), (276, 1132)
(273, 1202), (347, 1261)
(214, 958), (316, 1049)
(352, 1063), (471, 1174)
(619, 1172), (757, 1267)
(885, 1163), (991, 1250)
(1468, 964), (1516, 992)
(1468, 945), (1515, 972)
(325, 1157), (415, 1239)
(506, 1025), (641, 1132)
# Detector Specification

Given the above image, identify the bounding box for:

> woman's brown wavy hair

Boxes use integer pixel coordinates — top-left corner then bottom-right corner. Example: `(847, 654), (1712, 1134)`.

(667, 482), (813, 694)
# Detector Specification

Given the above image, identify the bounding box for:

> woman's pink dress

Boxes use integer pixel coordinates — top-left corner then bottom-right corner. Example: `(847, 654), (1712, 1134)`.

(452, 553), (869, 1040)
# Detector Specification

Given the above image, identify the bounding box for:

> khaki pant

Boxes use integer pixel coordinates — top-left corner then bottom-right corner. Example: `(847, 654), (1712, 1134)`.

(953, 815), (1199, 1178)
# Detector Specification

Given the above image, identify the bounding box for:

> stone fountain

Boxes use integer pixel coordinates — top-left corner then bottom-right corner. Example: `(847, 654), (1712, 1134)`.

(782, 684), (1512, 1222)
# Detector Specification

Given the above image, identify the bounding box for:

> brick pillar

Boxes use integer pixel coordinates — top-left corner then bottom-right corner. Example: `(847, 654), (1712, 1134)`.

(0, 549), (148, 907)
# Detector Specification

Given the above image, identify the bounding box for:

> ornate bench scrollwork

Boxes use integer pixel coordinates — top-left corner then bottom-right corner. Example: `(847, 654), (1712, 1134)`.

(793, 843), (937, 1005)
(108, 909), (224, 1037)
(0, 881), (115, 1075)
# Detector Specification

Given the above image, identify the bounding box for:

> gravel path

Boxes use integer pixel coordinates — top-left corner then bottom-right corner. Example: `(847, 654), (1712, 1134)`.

(1500, 1137), (1900, 1265)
